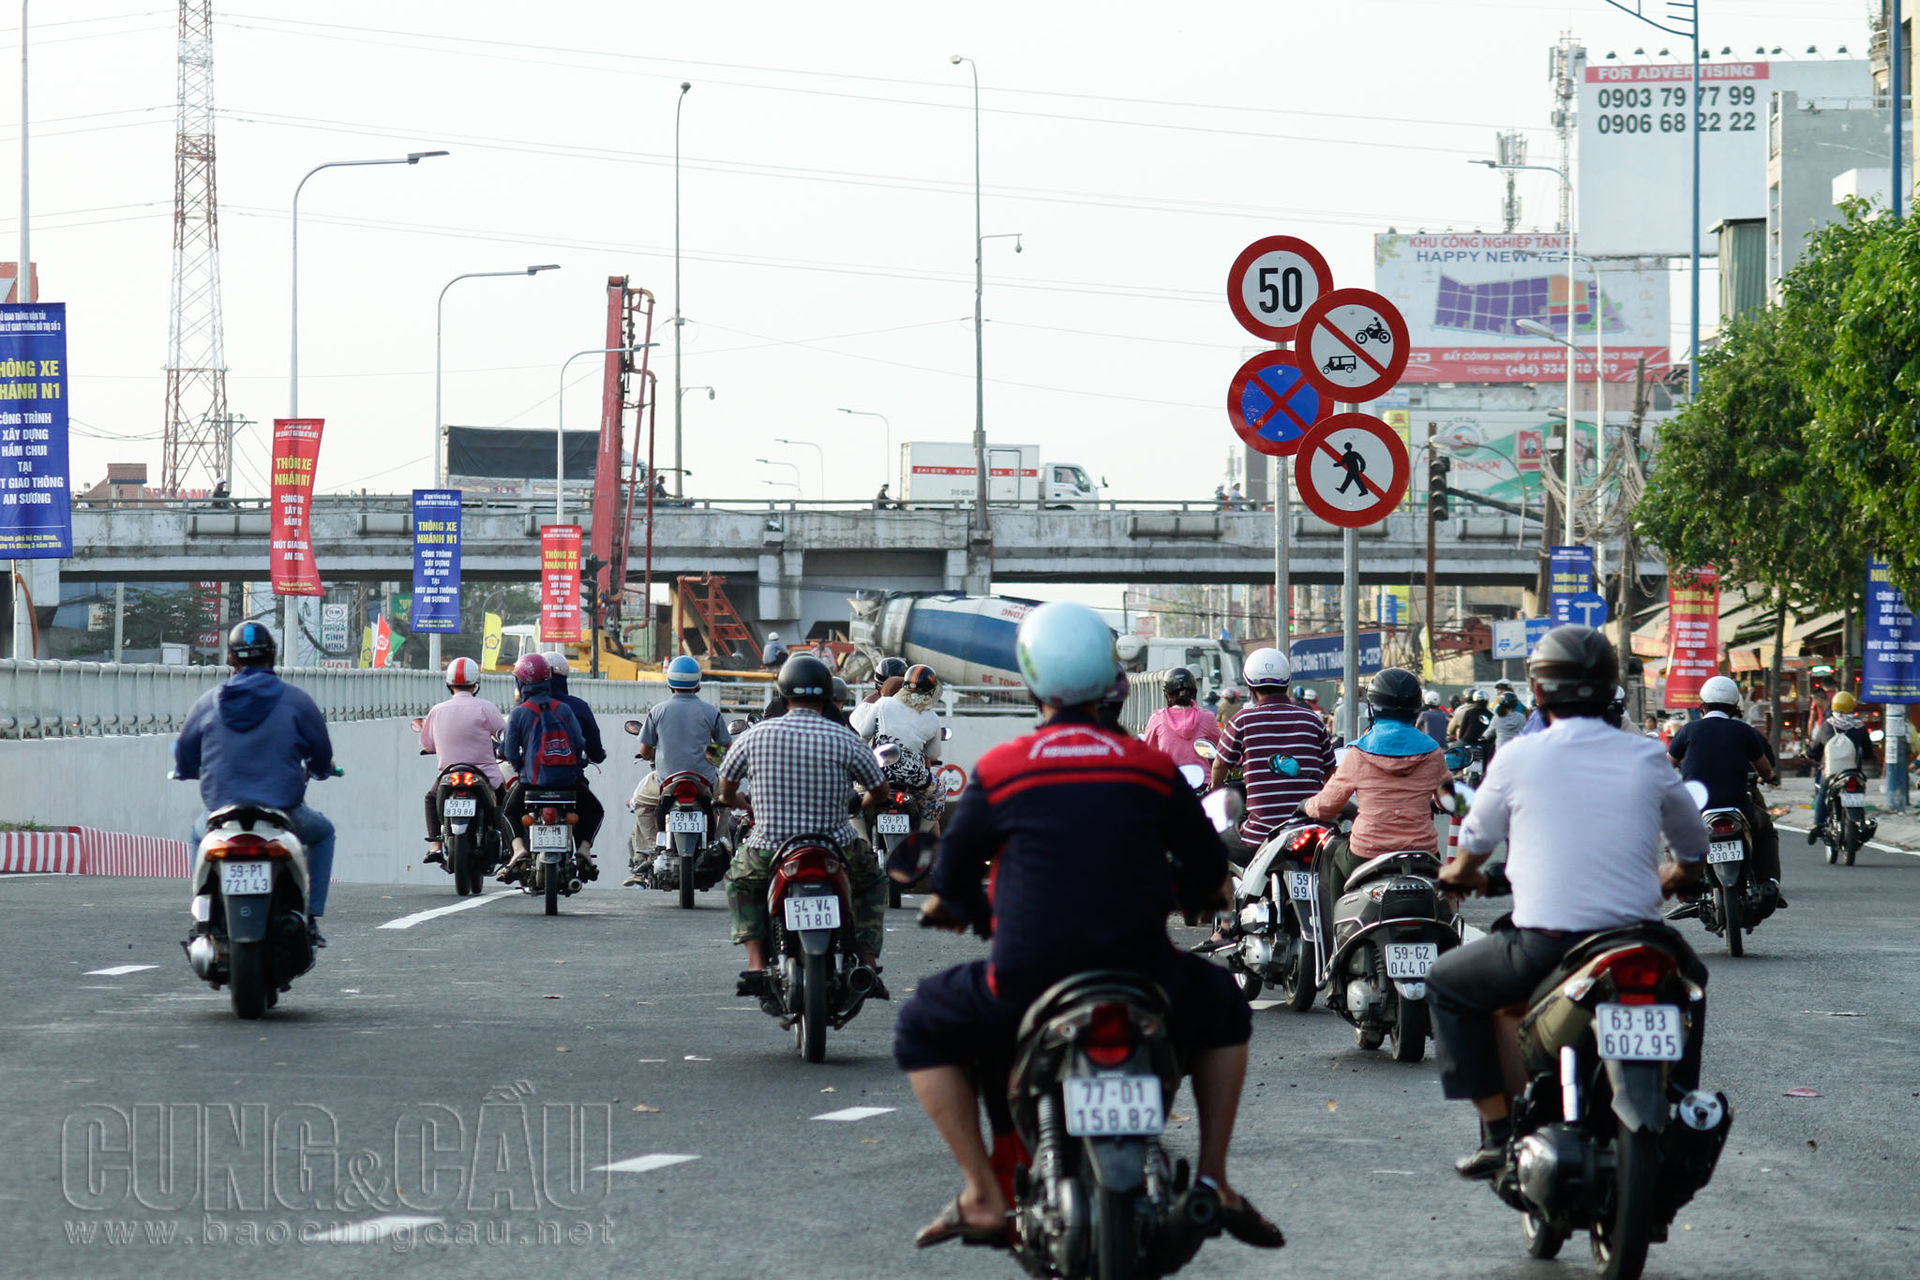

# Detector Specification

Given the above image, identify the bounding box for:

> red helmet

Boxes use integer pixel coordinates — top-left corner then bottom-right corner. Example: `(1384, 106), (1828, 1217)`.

(512, 652), (551, 686)
(445, 656), (480, 689)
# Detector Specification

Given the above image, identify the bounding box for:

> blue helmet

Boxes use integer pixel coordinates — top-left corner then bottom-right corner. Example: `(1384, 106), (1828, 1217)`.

(665, 655), (702, 690)
(1015, 601), (1117, 708)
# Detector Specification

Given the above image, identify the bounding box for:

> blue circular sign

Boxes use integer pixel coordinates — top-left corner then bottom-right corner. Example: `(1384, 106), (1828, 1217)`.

(1227, 350), (1328, 457)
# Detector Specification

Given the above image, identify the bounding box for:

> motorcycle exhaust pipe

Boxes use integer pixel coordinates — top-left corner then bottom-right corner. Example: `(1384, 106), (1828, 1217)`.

(846, 964), (878, 996)
(185, 934), (220, 979)
(1183, 1179), (1221, 1229)
(567, 878), (584, 895)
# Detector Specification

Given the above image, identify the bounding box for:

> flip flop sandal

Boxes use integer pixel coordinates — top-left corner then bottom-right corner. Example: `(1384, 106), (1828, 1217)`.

(1201, 1179), (1285, 1248)
(913, 1198), (1010, 1249)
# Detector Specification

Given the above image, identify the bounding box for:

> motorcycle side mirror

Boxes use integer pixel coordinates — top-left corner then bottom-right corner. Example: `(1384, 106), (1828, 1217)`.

(1177, 762), (1207, 791)
(940, 726), (953, 741)
(1201, 787), (1242, 833)
(1438, 781), (1475, 817)
(409, 717), (424, 733)
(1192, 738), (1217, 761)
(1870, 728), (1887, 743)
(1684, 779), (1711, 812)
(624, 719), (644, 735)
(874, 743), (901, 768)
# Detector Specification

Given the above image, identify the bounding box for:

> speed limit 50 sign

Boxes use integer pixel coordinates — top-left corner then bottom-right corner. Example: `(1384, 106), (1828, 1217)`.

(1227, 235), (1331, 343)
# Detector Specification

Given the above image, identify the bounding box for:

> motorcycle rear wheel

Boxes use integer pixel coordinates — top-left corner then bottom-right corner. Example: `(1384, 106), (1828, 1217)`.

(1389, 997), (1428, 1063)
(1843, 815), (1859, 866)
(544, 863), (559, 916)
(451, 833), (476, 897)
(800, 952), (830, 1063)
(228, 939), (269, 1020)
(1232, 966), (1264, 1003)
(1718, 886), (1743, 957)
(1093, 1185), (1139, 1280)
(679, 853), (696, 909)
(1522, 1209), (1567, 1259)
(1589, 1125), (1656, 1280)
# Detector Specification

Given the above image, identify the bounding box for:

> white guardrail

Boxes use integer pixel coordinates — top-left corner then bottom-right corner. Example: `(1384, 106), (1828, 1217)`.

(0, 660), (691, 739)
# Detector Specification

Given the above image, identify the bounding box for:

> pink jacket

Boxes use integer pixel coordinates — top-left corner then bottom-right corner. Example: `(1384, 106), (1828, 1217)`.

(1303, 740), (1449, 861)
(421, 691), (508, 788)
(1142, 704), (1219, 769)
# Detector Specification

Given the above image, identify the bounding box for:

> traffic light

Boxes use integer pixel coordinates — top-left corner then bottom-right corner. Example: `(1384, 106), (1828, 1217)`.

(1428, 455), (1451, 521)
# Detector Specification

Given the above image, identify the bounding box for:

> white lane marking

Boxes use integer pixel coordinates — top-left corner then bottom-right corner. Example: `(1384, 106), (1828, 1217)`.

(84, 964), (158, 977)
(596, 1154), (699, 1174)
(1248, 999), (1283, 1012)
(812, 1106), (896, 1122)
(312, 1214), (441, 1243)
(377, 893), (512, 930)
(1777, 822), (1920, 858)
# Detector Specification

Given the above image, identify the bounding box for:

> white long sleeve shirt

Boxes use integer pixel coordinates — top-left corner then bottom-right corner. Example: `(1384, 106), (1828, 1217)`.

(1458, 715), (1708, 931)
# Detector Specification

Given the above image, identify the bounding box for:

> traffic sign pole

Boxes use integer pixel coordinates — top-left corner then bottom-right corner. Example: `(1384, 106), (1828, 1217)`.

(1342, 401), (1359, 743)
(1275, 453), (1289, 646)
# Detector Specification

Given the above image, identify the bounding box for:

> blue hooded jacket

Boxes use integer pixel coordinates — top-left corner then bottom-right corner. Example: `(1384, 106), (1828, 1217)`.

(174, 667), (335, 811)
(549, 672), (606, 765)
(504, 678), (587, 787)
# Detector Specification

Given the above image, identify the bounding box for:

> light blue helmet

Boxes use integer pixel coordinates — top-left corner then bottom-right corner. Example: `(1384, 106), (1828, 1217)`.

(1015, 601), (1118, 708)
(665, 655), (702, 690)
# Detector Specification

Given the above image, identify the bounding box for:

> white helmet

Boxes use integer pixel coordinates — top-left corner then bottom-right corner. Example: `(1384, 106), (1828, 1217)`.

(1243, 647), (1291, 687)
(543, 651), (571, 677)
(1699, 675), (1741, 708)
(1423, 690), (1441, 707)
(444, 656), (480, 689)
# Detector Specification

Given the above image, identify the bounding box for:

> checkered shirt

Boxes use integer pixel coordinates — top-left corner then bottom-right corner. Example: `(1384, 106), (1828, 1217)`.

(719, 707), (885, 850)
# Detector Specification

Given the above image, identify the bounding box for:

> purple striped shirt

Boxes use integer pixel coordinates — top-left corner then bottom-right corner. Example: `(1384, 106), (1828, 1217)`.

(1217, 699), (1337, 846)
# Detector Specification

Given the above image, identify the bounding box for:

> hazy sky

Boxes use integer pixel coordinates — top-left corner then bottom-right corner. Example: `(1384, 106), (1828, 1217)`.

(8, 1), (1863, 509)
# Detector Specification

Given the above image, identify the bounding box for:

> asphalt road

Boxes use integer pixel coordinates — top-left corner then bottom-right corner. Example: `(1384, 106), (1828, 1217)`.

(2, 836), (1917, 1280)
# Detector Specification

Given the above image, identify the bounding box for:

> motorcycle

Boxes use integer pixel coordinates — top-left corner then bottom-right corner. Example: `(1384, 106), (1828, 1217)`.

(1355, 317), (1392, 344)
(181, 803), (318, 1020)
(518, 788), (587, 916)
(1473, 866), (1733, 1280)
(1821, 768), (1876, 866)
(1677, 779), (1778, 956)
(412, 718), (506, 897)
(1317, 839), (1463, 1062)
(759, 833), (875, 1062)
(1445, 742), (1485, 787)
(1218, 815), (1328, 1012)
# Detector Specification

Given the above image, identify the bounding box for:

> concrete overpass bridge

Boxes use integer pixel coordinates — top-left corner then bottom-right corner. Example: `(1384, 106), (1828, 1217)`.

(61, 495), (1662, 631)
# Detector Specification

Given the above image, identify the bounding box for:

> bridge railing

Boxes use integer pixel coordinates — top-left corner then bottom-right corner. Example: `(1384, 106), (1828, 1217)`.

(79, 493), (1276, 516)
(0, 661), (687, 740)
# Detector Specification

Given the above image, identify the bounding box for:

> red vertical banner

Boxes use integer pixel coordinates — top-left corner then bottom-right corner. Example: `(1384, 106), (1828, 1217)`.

(270, 418), (325, 596)
(1664, 567), (1721, 708)
(193, 580), (223, 649)
(540, 524), (583, 644)
(372, 614), (393, 668)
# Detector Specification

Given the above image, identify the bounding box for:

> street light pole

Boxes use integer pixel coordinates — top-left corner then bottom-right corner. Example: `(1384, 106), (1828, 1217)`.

(952, 55), (986, 536)
(755, 458), (802, 494)
(556, 345), (649, 524)
(673, 81), (691, 498)
(289, 149), (447, 665)
(430, 263), (558, 671)
(12, 0), (26, 659)
(774, 437), (825, 498)
(837, 407), (892, 492)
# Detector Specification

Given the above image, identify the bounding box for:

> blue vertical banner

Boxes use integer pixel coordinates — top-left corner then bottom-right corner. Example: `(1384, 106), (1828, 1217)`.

(1547, 544), (1595, 623)
(411, 488), (462, 633)
(1863, 557), (1920, 702)
(0, 302), (71, 556)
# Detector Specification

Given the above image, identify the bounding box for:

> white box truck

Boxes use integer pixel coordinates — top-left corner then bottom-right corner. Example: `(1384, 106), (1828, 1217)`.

(898, 441), (1100, 508)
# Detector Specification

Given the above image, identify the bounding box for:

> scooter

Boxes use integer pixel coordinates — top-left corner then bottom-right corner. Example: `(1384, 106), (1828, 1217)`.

(182, 803), (318, 1020)
(1314, 838), (1464, 1062)
(412, 717), (505, 897)
(1219, 815), (1328, 1011)
(1678, 778), (1778, 956)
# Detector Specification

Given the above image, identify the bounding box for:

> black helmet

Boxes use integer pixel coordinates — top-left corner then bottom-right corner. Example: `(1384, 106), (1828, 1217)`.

(831, 676), (852, 706)
(777, 654), (834, 700)
(227, 619), (276, 666)
(1163, 667), (1198, 702)
(877, 656), (909, 681)
(1366, 667), (1423, 719)
(1529, 624), (1617, 713)
(1104, 669), (1130, 706)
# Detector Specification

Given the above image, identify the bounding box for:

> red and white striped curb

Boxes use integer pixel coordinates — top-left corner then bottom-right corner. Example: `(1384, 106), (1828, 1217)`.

(0, 827), (192, 877)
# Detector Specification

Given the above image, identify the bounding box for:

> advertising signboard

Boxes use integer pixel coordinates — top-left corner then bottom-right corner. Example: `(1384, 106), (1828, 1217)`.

(269, 419), (324, 596)
(540, 524), (583, 644)
(0, 301), (71, 557)
(1863, 557), (1920, 703)
(411, 489), (462, 633)
(1665, 568), (1721, 708)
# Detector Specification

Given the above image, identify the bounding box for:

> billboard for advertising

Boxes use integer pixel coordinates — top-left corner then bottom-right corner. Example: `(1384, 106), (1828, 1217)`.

(0, 302), (71, 557)
(1578, 56), (1869, 257)
(1863, 557), (1920, 703)
(1423, 409), (1606, 508)
(1374, 234), (1668, 382)
(269, 418), (324, 596)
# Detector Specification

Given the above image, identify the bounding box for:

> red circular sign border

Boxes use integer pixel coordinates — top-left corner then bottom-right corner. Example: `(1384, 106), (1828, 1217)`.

(1226, 235), (1333, 343)
(1293, 412), (1410, 529)
(1226, 350), (1328, 458)
(1295, 287), (1411, 404)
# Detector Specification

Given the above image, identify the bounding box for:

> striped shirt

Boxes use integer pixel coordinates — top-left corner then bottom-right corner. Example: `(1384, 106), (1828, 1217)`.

(718, 707), (885, 850)
(1217, 697), (1337, 847)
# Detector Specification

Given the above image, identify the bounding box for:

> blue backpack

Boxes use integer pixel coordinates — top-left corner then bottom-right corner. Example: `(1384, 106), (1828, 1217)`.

(520, 697), (579, 783)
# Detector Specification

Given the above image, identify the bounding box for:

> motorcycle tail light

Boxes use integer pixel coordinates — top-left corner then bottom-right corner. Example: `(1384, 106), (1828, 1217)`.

(1286, 828), (1320, 853)
(1844, 775), (1864, 793)
(1709, 817), (1740, 837)
(541, 807), (557, 824)
(1084, 1002), (1134, 1068)
(1594, 946), (1676, 1005)
(675, 781), (701, 804)
(206, 833), (282, 860)
(451, 770), (476, 788)
(894, 791), (908, 804)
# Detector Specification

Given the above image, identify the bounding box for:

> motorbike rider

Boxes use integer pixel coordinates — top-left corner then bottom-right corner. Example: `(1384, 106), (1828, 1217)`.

(1416, 689), (1451, 748)
(1141, 666), (1220, 768)
(1299, 685), (1331, 732)
(498, 653), (603, 882)
(851, 662), (947, 832)
(1215, 687), (1245, 729)
(1448, 689), (1492, 746)
(1427, 625), (1709, 1179)
(623, 655), (734, 887)
(543, 652), (608, 769)
(1209, 648), (1336, 856)
(418, 656), (508, 866)
(1666, 674), (1783, 910)
(717, 654), (890, 1001)
(1808, 690), (1876, 842)
(860, 656), (910, 705)
(1482, 688), (1528, 766)
(896, 601), (1284, 1251)
(761, 630), (790, 670)
(1303, 668), (1451, 888)
(173, 620), (337, 945)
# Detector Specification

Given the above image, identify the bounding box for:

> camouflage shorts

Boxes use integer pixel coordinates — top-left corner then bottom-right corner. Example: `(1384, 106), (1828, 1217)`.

(725, 838), (886, 960)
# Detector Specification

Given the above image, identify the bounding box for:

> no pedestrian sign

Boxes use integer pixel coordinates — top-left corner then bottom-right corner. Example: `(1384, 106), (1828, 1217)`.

(1226, 236), (1331, 342)
(1294, 413), (1410, 528)
(1298, 288), (1410, 404)
(1226, 350), (1328, 457)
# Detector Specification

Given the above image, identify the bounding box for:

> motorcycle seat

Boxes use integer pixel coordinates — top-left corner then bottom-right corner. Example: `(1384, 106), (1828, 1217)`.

(1343, 850), (1442, 894)
(1016, 970), (1171, 1045)
(207, 803), (292, 832)
(524, 789), (578, 805)
(1527, 923), (1693, 1006)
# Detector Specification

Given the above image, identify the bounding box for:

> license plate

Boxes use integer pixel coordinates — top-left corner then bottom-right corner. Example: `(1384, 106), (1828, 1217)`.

(1707, 840), (1744, 864)
(444, 797), (477, 818)
(1288, 870), (1316, 901)
(1594, 1003), (1684, 1061)
(1841, 792), (1866, 808)
(666, 810), (706, 833)
(876, 812), (912, 834)
(1063, 1076), (1165, 1137)
(219, 861), (273, 895)
(1383, 941), (1438, 979)
(530, 825), (570, 852)
(783, 895), (842, 932)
